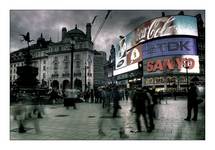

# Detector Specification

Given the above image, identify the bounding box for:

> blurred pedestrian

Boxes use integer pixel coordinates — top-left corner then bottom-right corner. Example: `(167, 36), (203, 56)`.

(133, 87), (155, 132)
(112, 86), (121, 118)
(30, 103), (41, 133)
(48, 87), (62, 104)
(125, 88), (129, 101)
(97, 92), (128, 139)
(149, 88), (158, 119)
(129, 88), (136, 112)
(90, 89), (94, 103)
(184, 82), (199, 121)
(64, 84), (79, 109)
(13, 98), (27, 133)
(101, 88), (107, 108)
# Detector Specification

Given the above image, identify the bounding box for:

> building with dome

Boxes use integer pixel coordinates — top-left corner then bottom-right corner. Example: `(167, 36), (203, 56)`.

(10, 23), (96, 92)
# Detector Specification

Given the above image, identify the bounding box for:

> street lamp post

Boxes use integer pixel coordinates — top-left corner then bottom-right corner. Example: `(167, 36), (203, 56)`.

(70, 40), (75, 89)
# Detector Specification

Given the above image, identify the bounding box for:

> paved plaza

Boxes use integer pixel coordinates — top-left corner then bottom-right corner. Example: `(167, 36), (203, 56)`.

(10, 97), (205, 140)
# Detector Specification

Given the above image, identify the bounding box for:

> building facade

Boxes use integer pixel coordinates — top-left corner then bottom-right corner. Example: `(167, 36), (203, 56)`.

(94, 51), (107, 87)
(11, 23), (95, 92)
(104, 45), (116, 85)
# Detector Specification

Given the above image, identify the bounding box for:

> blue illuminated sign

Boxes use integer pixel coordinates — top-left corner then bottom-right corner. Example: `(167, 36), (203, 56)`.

(142, 37), (197, 59)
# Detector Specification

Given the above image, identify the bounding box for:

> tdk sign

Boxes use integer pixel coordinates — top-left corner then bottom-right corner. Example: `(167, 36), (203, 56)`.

(142, 37), (197, 59)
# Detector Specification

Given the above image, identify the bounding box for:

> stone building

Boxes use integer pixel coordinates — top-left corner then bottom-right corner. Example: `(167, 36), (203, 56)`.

(10, 23), (95, 92)
(94, 51), (107, 87)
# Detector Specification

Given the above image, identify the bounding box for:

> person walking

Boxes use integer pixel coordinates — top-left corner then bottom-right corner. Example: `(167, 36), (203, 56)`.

(30, 103), (41, 133)
(64, 84), (79, 109)
(133, 87), (154, 132)
(129, 88), (136, 113)
(97, 88), (128, 139)
(184, 82), (199, 121)
(125, 88), (129, 101)
(112, 85), (121, 118)
(13, 98), (27, 133)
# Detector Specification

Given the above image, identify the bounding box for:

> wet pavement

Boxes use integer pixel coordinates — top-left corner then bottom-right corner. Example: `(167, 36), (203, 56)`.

(10, 97), (205, 140)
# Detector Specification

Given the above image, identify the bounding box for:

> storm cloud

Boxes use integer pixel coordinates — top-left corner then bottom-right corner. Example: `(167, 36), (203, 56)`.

(10, 10), (205, 57)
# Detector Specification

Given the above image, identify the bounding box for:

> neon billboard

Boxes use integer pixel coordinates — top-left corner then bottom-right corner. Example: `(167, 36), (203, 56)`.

(127, 44), (143, 66)
(115, 15), (198, 70)
(143, 55), (200, 77)
(135, 16), (198, 44)
(142, 37), (197, 59)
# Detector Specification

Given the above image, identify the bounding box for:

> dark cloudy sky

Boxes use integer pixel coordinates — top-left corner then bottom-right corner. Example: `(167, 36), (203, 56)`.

(10, 10), (205, 57)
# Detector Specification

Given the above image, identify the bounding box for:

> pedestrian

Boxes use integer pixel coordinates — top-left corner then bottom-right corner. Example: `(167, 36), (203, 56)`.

(101, 88), (107, 108)
(129, 88), (136, 112)
(173, 89), (177, 100)
(90, 89), (94, 103)
(64, 84), (79, 109)
(94, 88), (99, 103)
(112, 85), (121, 118)
(48, 87), (61, 104)
(13, 98), (27, 133)
(30, 102), (41, 133)
(97, 89), (128, 139)
(149, 88), (158, 119)
(184, 82), (199, 121)
(133, 87), (155, 132)
(125, 88), (129, 101)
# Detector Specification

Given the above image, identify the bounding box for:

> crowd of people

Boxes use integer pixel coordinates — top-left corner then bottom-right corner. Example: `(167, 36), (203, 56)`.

(11, 82), (203, 139)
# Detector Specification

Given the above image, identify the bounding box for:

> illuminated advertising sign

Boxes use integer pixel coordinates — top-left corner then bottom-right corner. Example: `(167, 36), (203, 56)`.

(115, 15), (198, 56)
(142, 37), (197, 59)
(113, 62), (139, 76)
(135, 16), (198, 44)
(127, 44), (143, 65)
(179, 55), (200, 73)
(143, 55), (200, 77)
(115, 15), (198, 74)
(115, 38), (127, 70)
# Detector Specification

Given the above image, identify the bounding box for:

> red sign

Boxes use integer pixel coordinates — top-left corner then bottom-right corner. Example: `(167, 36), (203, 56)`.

(146, 57), (195, 72)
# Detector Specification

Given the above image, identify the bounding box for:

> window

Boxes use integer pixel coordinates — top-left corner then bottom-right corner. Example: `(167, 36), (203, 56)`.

(43, 73), (46, 79)
(64, 62), (69, 69)
(75, 54), (80, 60)
(43, 66), (46, 71)
(53, 56), (59, 63)
(54, 56), (58, 61)
(64, 55), (69, 62)
(76, 61), (80, 68)
(54, 63), (58, 70)
(43, 60), (46, 64)
(79, 43), (83, 48)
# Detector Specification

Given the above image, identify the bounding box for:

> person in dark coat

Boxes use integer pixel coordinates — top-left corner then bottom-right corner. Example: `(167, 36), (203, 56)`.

(133, 87), (154, 132)
(184, 82), (199, 121)
(125, 88), (129, 101)
(112, 86), (121, 118)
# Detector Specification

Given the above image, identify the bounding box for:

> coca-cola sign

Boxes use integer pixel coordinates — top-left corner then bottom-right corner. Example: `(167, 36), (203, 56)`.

(136, 15), (198, 45)
(135, 16), (177, 43)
